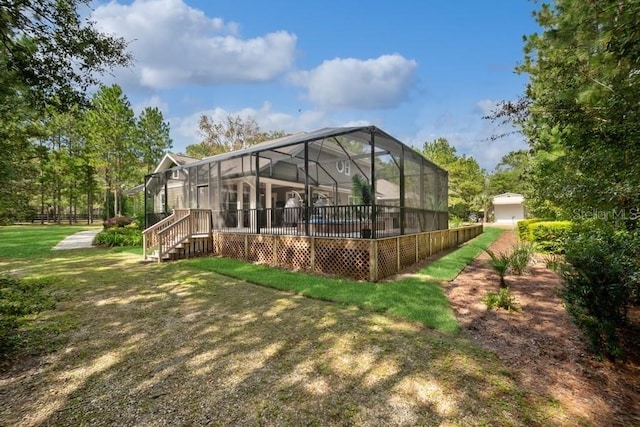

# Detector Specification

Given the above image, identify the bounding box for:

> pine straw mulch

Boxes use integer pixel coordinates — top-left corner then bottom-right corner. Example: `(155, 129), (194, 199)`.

(446, 230), (640, 427)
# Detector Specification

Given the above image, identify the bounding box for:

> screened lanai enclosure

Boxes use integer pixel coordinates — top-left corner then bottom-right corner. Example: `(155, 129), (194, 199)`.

(144, 126), (448, 238)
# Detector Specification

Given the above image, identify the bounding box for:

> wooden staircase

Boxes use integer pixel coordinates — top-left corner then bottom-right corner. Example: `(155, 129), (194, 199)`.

(143, 209), (213, 263)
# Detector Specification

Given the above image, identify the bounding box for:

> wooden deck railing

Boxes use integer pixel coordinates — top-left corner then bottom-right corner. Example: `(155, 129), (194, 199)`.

(143, 209), (212, 262)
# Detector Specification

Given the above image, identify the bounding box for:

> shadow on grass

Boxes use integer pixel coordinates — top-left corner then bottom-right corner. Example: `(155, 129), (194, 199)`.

(0, 248), (565, 425)
(182, 228), (505, 335)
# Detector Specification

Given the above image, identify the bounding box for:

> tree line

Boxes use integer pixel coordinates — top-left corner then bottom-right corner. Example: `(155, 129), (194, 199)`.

(0, 1), (171, 224)
(490, 0), (640, 358)
(421, 138), (528, 224)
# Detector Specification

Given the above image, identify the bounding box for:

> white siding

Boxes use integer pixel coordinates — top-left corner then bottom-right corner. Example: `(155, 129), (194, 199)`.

(494, 204), (525, 224)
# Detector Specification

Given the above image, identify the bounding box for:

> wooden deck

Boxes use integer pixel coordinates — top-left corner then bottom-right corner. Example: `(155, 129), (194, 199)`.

(142, 209), (483, 281)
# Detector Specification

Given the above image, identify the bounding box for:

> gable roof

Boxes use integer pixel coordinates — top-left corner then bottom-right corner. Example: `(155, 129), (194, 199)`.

(153, 152), (200, 173)
(492, 193), (525, 205)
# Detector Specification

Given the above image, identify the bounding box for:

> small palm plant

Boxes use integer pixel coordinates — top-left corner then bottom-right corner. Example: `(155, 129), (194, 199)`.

(486, 249), (510, 288)
(351, 174), (373, 207)
(352, 174), (373, 237)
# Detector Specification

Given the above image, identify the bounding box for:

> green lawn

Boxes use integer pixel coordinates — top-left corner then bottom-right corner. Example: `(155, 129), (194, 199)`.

(185, 227), (504, 334)
(0, 225), (502, 334)
(0, 225), (569, 426)
(0, 224), (98, 259)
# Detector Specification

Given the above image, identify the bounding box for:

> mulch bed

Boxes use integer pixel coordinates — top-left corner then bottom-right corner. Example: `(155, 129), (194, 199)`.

(446, 230), (640, 426)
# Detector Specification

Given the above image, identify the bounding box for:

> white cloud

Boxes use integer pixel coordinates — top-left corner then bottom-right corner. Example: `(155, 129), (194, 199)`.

(406, 100), (527, 170)
(291, 54), (418, 110)
(169, 102), (330, 153)
(474, 99), (500, 117)
(132, 95), (169, 115)
(341, 119), (372, 127)
(92, 0), (297, 89)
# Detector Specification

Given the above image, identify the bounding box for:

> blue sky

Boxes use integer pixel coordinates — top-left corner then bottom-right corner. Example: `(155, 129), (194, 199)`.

(92, 0), (541, 169)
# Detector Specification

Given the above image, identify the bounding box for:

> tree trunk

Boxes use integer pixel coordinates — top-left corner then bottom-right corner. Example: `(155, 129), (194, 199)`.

(40, 184), (45, 225)
(499, 275), (507, 288)
(114, 188), (120, 217)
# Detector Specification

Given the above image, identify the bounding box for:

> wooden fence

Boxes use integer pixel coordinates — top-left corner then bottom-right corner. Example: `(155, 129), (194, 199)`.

(212, 224), (483, 282)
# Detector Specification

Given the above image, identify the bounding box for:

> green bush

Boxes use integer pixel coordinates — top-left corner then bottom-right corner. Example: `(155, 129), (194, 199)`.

(486, 249), (510, 288)
(560, 224), (640, 359)
(543, 253), (563, 272)
(517, 218), (544, 241)
(95, 227), (142, 247)
(509, 242), (535, 275)
(448, 214), (465, 228)
(483, 287), (520, 312)
(1, 276), (55, 355)
(528, 221), (572, 253)
(103, 216), (135, 229)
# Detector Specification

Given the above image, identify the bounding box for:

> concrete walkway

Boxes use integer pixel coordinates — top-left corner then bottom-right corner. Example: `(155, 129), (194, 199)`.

(52, 229), (101, 250)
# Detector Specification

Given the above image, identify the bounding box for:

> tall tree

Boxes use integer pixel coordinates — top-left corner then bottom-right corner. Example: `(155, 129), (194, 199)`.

(513, 0), (640, 219)
(185, 115), (286, 158)
(0, 71), (41, 222)
(0, 0), (131, 109)
(137, 107), (173, 173)
(422, 138), (485, 220)
(0, 0), (130, 222)
(84, 85), (137, 218)
(488, 150), (531, 196)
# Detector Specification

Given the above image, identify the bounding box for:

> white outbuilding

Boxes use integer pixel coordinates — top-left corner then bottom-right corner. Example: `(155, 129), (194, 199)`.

(492, 193), (525, 225)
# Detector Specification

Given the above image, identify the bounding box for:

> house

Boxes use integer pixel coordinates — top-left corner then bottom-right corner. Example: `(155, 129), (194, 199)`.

(141, 126), (483, 281)
(144, 126), (450, 235)
(492, 193), (525, 225)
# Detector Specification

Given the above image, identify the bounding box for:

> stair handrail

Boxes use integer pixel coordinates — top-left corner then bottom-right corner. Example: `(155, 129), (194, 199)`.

(142, 211), (179, 260)
(144, 209), (213, 262)
(157, 214), (192, 262)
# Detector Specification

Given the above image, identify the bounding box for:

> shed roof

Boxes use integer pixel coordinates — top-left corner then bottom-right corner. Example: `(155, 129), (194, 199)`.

(492, 193), (525, 205)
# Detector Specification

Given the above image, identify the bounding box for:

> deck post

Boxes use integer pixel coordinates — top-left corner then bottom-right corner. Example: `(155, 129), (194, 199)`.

(369, 239), (378, 282)
(272, 236), (278, 267)
(310, 237), (315, 272)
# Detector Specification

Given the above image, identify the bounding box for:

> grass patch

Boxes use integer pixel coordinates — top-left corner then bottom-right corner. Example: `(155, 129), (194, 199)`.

(186, 257), (461, 333)
(0, 231), (571, 425)
(185, 227), (504, 334)
(0, 275), (56, 355)
(0, 225), (98, 259)
(419, 227), (504, 280)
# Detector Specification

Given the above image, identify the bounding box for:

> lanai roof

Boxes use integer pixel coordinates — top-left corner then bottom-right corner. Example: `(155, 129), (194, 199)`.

(179, 126), (447, 174)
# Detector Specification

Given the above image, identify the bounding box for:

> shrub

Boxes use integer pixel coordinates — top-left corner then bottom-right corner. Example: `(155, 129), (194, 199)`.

(560, 224), (640, 359)
(1, 276), (55, 355)
(543, 253), (563, 272)
(486, 249), (511, 288)
(483, 287), (520, 312)
(517, 218), (544, 241)
(509, 242), (535, 275)
(528, 221), (572, 253)
(103, 216), (133, 229)
(448, 214), (465, 228)
(95, 227), (142, 247)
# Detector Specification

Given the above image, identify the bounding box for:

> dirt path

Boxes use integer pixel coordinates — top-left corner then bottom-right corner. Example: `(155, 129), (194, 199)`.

(447, 230), (640, 426)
